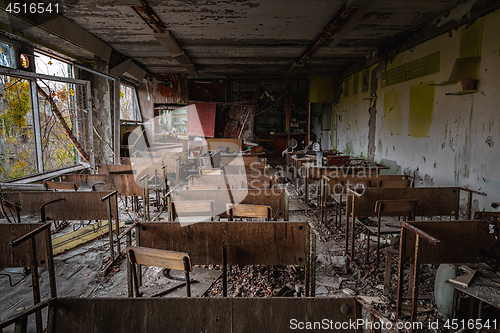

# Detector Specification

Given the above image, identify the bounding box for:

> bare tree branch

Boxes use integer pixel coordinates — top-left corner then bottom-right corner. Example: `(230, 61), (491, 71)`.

(36, 84), (90, 163)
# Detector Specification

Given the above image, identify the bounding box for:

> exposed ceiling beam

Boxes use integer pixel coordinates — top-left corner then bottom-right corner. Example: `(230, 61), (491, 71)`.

(329, 7), (366, 48)
(110, 58), (147, 81)
(0, 0), (112, 61)
(130, 1), (166, 33)
(287, 5), (356, 76)
(153, 31), (183, 54)
(126, 0), (198, 76)
(295, 5), (355, 66)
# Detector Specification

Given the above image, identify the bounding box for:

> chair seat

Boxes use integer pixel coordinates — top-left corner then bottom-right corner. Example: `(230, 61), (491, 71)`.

(356, 217), (401, 235)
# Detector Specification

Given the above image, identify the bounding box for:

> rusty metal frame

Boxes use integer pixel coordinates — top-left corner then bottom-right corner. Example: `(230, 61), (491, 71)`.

(0, 223), (57, 333)
(133, 221), (315, 297)
(343, 187), (481, 264)
(396, 220), (496, 332)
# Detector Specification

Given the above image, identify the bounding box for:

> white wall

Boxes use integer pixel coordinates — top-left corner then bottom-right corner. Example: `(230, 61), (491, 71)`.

(335, 9), (500, 211)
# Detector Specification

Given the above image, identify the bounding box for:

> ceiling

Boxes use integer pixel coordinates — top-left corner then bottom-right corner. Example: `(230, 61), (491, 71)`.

(0, 0), (496, 78)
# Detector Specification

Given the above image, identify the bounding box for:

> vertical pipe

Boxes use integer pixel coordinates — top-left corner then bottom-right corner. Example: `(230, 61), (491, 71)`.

(222, 245), (227, 297)
(29, 238), (42, 333)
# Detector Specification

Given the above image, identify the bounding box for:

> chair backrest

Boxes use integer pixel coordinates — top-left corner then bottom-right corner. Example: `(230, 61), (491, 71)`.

(244, 179), (272, 189)
(127, 246), (192, 297)
(342, 179), (371, 189)
(200, 169), (223, 175)
(170, 200), (214, 221)
(377, 179), (411, 188)
(375, 199), (418, 220)
(226, 203), (272, 221)
(473, 211), (500, 220)
(43, 181), (78, 191)
(183, 185), (221, 190)
(127, 246), (191, 271)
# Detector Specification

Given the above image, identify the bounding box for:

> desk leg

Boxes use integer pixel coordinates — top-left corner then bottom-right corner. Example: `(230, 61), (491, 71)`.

(305, 167), (309, 205)
(410, 235), (421, 333)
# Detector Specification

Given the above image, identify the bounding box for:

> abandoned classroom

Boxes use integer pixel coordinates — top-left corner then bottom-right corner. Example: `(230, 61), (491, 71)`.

(1, 0), (500, 332)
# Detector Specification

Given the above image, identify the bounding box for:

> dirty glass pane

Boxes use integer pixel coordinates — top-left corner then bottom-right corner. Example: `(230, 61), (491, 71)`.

(0, 41), (16, 69)
(120, 84), (140, 121)
(0, 75), (37, 180)
(36, 78), (78, 171)
(34, 53), (78, 171)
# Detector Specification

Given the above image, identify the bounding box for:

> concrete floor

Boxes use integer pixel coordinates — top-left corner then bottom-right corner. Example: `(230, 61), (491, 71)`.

(0, 174), (416, 332)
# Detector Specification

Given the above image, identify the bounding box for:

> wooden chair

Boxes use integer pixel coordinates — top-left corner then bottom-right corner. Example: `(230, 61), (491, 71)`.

(368, 200), (417, 269)
(473, 211), (500, 221)
(43, 181), (78, 191)
(226, 203), (271, 221)
(182, 185), (220, 190)
(331, 179), (371, 228)
(127, 246), (192, 297)
(170, 200), (215, 222)
(377, 179), (412, 188)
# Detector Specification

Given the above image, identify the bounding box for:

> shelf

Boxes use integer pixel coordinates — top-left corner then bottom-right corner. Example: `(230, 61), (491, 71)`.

(445, 90), (478, 96)
(429, 81), (457, 86)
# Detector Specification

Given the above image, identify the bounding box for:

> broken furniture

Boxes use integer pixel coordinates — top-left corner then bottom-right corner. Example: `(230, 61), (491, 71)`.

(169, 200), (215, 222)
(43, 181), (78, 191)
(127, 246), (192, 297)
(188, 173), (276, 189)
(0, 223), (57, 333)
(320, 174), (411, 227)
(365, 199), (417, 268)
(445, 268), (500, 329)
(56, 173), (146, 212)
(302, 161), (389, 205)
(133, 221), (316, 296)
(226, 203), (271, 221)
(171, 188), (289, 220)
(0, 191), (122, 273)
(344, 187), (485, 267)
(220, 155), (267, 166)
(182, 185), (221, 190)
(51, 297), (356, 332)
(397, 220), (497, 332)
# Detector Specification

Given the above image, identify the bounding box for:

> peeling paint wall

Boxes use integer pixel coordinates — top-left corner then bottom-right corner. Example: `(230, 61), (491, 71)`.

(79, 58), (114, 165)
(334, 9), (500, 211)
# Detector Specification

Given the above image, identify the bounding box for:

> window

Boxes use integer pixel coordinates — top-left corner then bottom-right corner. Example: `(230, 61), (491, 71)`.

(0, 42), (16, 69)
(35, 52), (78, 171)
(0, 75), (37, 180)
(120, 84), (141, 121)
